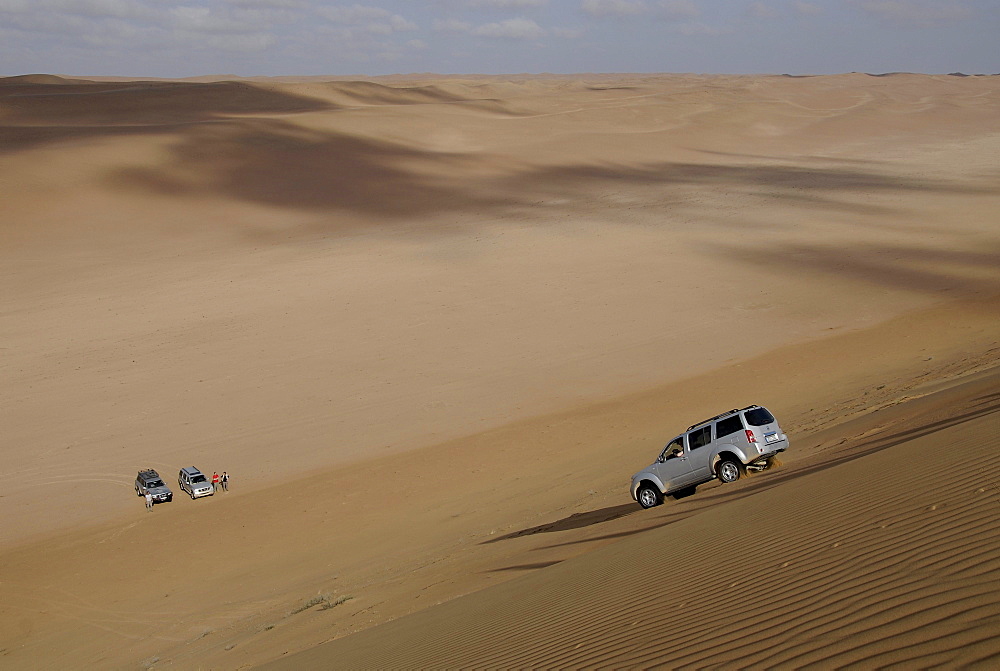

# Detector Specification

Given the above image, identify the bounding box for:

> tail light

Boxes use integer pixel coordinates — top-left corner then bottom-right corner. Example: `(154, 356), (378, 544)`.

(745, 429), (757, 443)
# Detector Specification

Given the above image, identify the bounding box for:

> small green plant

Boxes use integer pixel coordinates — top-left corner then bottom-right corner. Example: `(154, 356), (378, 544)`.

(320, 595), (354, 610)
(291, 593), (330, 615)
(291, 593), (354, 614)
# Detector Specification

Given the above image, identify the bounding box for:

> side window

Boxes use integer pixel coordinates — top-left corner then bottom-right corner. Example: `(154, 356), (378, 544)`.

(716, 415), (743, 439)
(688, 426), (711, 450)
(660, 437), (684, 460)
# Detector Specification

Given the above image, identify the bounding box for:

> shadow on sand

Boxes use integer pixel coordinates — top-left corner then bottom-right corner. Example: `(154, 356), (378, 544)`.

(482, 503), (639, 545)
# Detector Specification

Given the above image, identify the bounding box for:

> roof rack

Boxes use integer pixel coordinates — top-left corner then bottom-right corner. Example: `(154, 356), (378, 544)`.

(686, 405), (756, 431)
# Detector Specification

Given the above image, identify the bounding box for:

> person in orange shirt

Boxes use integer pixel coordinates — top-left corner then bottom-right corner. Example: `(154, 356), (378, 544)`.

(211, 471), (220, 492)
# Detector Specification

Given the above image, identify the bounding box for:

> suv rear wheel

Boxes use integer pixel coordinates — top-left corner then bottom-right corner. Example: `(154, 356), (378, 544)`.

(717, 459), (743, 484)
(637, 484), (663, 509)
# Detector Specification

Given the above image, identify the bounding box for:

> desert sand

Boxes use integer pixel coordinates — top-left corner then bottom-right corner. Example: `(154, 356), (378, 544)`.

(1, 72), (998, 668)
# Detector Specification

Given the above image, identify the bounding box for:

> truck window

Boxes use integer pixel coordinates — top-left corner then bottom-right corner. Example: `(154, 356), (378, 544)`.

(744, 408), (775, 426)
(716, 415), (743, 438)
(688, 426), (711, 450)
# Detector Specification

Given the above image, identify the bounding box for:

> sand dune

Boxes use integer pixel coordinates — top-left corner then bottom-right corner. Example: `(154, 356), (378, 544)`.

(1, 72), (998, 668)
(265, 371), (1000, 669)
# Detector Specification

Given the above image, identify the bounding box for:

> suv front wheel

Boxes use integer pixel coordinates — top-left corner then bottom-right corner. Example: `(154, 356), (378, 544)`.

(637, 484), (663, 509)
(717, 459), (743, 484)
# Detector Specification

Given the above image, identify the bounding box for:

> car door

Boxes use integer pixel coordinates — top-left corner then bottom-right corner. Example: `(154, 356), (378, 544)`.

(684, 425), (714, 481)
(653, 436), (696, 492)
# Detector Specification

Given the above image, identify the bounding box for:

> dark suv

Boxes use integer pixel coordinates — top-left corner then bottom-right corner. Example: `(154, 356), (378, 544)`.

(630, 405), (788, 509)
(135, 469), (173, 503)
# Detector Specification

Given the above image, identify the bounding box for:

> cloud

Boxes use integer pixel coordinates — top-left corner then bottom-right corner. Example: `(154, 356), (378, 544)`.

(316, 4), (417, 33)
(170, 6), (252, 33)
(551, 26), (584, 38)
(199, 31), (277, 51)
(748, 2), (779, 19)
(793, 1), (823, 15)
(433, 17), (474, 31)
(0, 0), (155, 20)
(223, 0), (306, 8)
(473, 17), (546, 38)
(434, 16), (545, 39)
(581, 0), (646, 18)
(675, 21), (734, 36)
(453, 0), (548, 7)
(581, 0), (700, 21)
(852, 1), (974, 27)
(656, 0), (698, 21)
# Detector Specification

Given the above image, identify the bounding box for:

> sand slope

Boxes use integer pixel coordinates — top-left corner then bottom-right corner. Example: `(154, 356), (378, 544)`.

(266, 374), (1000, 669)
(1, 72), (999, 668)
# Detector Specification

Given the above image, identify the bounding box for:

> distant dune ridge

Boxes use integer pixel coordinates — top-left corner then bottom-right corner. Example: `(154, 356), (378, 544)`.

(1, 72), (998, 668)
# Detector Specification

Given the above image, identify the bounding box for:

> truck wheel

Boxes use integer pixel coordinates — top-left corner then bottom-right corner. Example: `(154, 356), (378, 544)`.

(717, 459), (742, 484)
(637, 484), (663, 509)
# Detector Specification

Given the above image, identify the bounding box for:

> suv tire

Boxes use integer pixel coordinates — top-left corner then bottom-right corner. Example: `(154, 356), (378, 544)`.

(637, 484), (663, 509)
(717, 458), (743, 484)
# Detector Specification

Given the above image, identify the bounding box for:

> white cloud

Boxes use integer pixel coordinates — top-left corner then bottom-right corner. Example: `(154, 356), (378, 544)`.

(852, 1), (973, 27)
(433, 17), (473, 31)
(0, 0), (155, 19)
(316, 4), (417, 34)
(551, 26), (584, 38)
(316, 4), (391, 23)
(581, 0), (646, 18)
(793, 1), (823, 15)
(748, 2), (779, 19)
(170, 5), (254, 33)
(656, 0), (698, 21)
(223, 0), (306, 8)
(456, 0), (548, 7)
(472, 17), (546, 38)
(199, 31), (276, 51)
(675, 21), (734, 36)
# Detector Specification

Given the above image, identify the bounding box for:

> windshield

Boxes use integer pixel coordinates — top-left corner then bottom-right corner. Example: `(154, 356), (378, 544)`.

(149, 480), (165, 488)
(191, 475), (207, 483)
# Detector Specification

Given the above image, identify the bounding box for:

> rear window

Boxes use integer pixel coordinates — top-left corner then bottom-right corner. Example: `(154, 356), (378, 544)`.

(716, 415), (743, 438)
(744, 407), (775, 426)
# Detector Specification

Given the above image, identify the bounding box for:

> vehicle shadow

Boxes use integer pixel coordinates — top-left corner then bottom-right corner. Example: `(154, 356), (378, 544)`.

(481, 503), (638, 544)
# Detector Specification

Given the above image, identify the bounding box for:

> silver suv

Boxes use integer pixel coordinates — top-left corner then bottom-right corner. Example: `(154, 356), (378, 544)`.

(631, 405), (788, 509)
(178, 466), (214, 499)
(135, 469), (173, 503)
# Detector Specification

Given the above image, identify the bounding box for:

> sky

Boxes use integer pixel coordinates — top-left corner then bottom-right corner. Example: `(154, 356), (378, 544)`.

(0, 0), (997, 78)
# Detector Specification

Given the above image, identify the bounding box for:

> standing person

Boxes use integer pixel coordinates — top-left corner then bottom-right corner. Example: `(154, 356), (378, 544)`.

(144, 491), (153, 510)
(211, 471), (220, 493)
(221, 471), (229, 492)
